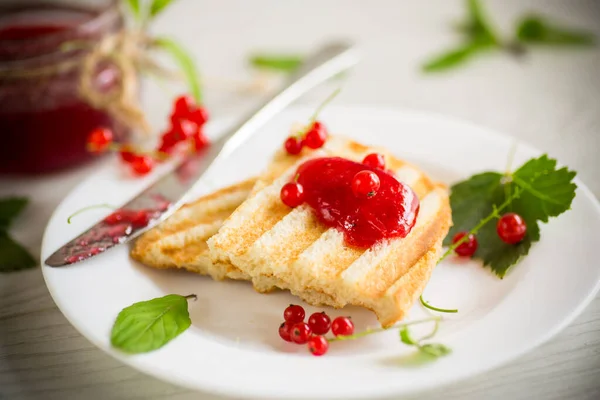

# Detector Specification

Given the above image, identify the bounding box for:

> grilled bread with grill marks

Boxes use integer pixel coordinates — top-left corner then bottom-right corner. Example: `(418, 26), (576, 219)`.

(131, 179), (255, 281)
(207, 136), (452, 327)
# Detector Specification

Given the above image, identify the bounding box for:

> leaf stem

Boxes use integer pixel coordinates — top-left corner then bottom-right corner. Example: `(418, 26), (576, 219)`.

(184, 294), (197, 301)
(438, 187), (522, 263)
(419, 295), (458, 313)
(328, 316), (441, 342)
(67, 204), (115, 224)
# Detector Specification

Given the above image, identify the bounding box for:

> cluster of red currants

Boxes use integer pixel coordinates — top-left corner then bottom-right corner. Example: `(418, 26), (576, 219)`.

(280, 151), (387, 208)
(452, 213), (528, 257)
(86, 95), (209, 176)
(279, 304), (354, 356)
(283, 121), (328, 155)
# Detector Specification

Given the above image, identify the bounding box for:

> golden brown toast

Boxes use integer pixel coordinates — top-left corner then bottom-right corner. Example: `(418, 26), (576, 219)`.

(207, 136), (452, 327)
(130, 179), (255, 281)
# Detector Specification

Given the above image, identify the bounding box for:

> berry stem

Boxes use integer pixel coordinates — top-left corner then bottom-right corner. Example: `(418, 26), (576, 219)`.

(67, 203), (115, 224)
(328, 316), (441, 342)
(438, 187), (522, 264)
(419, 295), (458, 313)
(309, 88), (341, 123)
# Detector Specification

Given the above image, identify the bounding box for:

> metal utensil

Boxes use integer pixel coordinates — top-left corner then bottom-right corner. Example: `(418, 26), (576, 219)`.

(45, 41), (359, 267)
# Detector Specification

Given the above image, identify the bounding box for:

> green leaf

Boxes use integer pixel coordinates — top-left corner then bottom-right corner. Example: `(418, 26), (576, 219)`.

(445, 155), (577, 277)
(111, 294), (195, 354)
(0, 232), (36, 272)
(0, 197), (28, 230)
(422, 42), (488, 72)
(464, 0), (499, 44)
(126, 0), (142, 20)
(154, 37), (202, 102)
(419, 343), (452, 357)
(249, 54), (304, 72)
(517, 16), (595, 46)
(399, 327), (418, 346)
(150, 0), (176, 18)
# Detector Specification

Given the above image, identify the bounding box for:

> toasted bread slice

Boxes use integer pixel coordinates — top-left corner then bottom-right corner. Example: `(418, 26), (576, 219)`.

(208, 136), (452, 327)
(130, 179), (255, 281)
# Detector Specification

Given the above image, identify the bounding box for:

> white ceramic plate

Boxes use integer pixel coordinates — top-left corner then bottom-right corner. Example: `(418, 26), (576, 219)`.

(41, 106), (600, 400)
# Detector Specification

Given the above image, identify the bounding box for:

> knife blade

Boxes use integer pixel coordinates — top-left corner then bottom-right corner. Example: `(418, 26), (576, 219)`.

(45, 41), (359, 267)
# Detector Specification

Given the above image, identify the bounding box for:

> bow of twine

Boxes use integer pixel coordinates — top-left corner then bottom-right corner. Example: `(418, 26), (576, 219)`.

(78, 31), (152, 134)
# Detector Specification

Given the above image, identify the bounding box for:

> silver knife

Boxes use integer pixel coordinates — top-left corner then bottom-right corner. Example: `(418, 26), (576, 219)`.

(45, 41), (359, 267)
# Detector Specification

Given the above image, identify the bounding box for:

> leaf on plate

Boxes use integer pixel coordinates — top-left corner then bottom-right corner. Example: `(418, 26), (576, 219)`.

(0, 197), (28, 230)
(111, 294), (195, 354)
(419, 343), (452, 357)
(154, 37), (202, 103)
(150, 0), (177, 18)
(516, 15), (595, 46)
(0, 232), (37, 272)
(445, 155), (577, 277)
(249, 54), (304, 72)
(399, 327), (418, 346)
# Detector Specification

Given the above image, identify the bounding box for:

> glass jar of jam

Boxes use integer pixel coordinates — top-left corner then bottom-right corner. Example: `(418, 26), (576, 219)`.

(0, 0), (128, 175)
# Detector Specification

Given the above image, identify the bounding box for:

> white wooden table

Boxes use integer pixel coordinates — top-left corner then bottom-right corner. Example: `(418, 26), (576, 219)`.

(2, 1), (600, 399)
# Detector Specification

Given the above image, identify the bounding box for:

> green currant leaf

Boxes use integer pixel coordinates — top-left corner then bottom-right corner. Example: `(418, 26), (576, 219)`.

(464, 0), (499, 44)
(422, 42), (490, 72)
(419, 343), (452, 357)
(249, 54), (304, 72)
(111, 294), (195, 354)
(445, 155), (577, 278)
(150, 0), (177, 18)
(399, 327), (418, 346)
(154, 37), (202, 103)
(0, 197), (28, 230)
(517, 16), (595, 46)
(0, 232), (37, 272)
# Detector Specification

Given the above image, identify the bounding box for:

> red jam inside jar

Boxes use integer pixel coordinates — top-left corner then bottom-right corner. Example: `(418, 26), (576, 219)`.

(0, 1), (126, 174)
(295, 157), (420, 248)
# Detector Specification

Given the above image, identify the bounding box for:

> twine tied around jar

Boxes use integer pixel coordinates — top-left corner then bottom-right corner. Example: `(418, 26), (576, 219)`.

(78, 30), (151, 134)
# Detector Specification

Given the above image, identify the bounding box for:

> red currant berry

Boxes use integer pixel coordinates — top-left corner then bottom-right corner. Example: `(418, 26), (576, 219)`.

(278, 322), (294, 342)
(118, 146), (136, 163)
(307, 335), (329, 356)
(283, 304), (305, 324)
(452, 232), (478, 257)
(497, 213), (527, 244)
(130, 155), (154, 176)
(280, 182), (305, 208)
(290, 322), (312, 344)
(172, 118), (198, 139)
(187, 106), (209, 126)
(191, 131), (209, 152)
(331, 316), (354, 337)
(86, 127), (113, 153)
(362, 153), (385, 170)
(284, 136), (303, 155)
(308, 312), (331, 335)
(173, 94), (195, 117)
(304, 121), (327, 149)
(351, 170), (380, 198)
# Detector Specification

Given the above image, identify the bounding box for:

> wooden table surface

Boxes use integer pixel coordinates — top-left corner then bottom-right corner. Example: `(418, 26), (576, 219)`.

(1, 1), (600, 399)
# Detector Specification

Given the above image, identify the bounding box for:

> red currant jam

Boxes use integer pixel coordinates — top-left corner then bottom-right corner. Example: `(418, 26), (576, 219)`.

(0, 3), (126, 174)
(295, 157), (420, 248)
